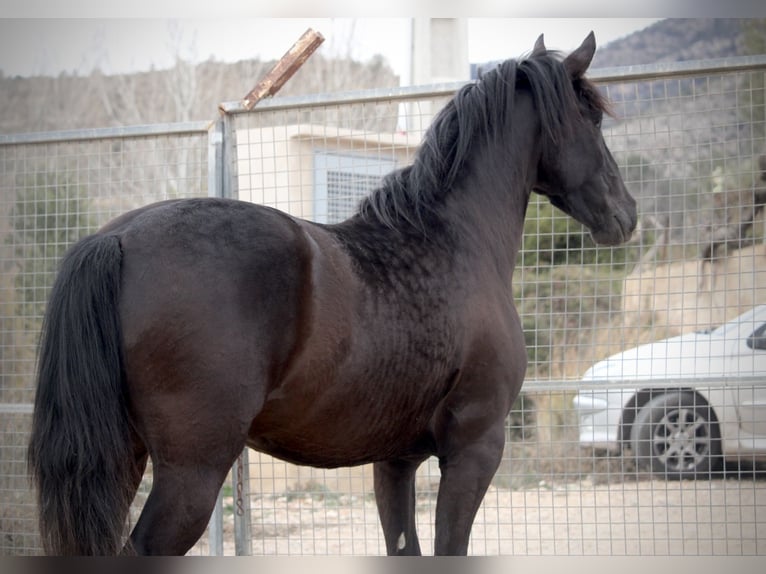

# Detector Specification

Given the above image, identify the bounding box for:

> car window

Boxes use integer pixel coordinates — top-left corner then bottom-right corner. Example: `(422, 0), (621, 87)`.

(746, 322), (766, 351)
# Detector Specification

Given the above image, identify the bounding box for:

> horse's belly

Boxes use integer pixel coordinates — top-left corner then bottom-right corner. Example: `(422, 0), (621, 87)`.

(245, 436), (378, 469)
(246, 384), (439, 468)
(245, 429), (415, 469)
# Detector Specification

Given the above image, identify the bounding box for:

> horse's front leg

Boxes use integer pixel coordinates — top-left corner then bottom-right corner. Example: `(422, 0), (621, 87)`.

(373, 457), (427, 555)
(433, 421), (506, 555)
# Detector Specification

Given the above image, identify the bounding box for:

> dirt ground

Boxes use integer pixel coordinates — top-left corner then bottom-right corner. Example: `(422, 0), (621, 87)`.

(6, 411), (764, 556)
(191, 477), (766, 556)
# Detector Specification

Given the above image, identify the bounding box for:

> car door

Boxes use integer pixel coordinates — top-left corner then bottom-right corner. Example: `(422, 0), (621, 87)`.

(734, 321), (766, 451)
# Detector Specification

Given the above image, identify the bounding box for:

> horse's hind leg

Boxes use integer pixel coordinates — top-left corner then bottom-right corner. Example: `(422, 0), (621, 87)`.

(125, 388), (250, 554)
(373, 457), (426, 555)
(128, 455), (237, 555)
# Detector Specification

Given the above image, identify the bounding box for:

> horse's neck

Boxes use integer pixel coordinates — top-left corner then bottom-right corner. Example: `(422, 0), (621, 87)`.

(443, 92), (540, 274)
(334, 92), (541, 283)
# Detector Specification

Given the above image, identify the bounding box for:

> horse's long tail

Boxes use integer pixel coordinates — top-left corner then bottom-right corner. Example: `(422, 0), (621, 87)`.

(27, 234), (137, 555)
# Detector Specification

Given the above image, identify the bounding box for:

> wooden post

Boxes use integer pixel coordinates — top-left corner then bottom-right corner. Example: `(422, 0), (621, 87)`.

(240, 28), (325, 111)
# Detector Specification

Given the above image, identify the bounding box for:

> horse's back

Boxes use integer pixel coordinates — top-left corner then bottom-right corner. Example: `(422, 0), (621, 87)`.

(112, 197), (310, 342)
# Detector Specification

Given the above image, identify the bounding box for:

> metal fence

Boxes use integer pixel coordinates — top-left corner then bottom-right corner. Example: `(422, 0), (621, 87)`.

(1, 54), (766, 556)
(0, 123), (215, 555)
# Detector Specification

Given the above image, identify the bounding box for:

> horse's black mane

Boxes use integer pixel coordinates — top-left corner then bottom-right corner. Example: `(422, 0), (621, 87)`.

(356, 50), (609, 232)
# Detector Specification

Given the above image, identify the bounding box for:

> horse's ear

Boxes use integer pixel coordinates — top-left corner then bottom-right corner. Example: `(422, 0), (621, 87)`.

(563, 31), (596, 78)
(532, 34), (546, 56)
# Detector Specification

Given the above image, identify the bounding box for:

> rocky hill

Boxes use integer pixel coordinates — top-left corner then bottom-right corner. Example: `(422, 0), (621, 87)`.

(0, 53), (399, 133)
(2, 19), (764, 135)
(594, 19), (766, 268)
(591, 18), (756, 68)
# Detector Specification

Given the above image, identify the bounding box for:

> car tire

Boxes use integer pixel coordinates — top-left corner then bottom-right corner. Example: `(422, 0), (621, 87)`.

(630, 391), (723, 480)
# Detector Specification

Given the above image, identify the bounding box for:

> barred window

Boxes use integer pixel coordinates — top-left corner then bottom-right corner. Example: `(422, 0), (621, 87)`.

(313, 152), (396, 223)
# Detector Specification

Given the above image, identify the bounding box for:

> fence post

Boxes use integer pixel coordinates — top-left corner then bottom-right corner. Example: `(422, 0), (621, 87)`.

(208, 112), (251, 554)
(233, 449), (253, 555)
(207, 489), (225, 556)
(204, 117), (226, 555)
(221, 112), (238, 200)
(207, 118), (224, 200)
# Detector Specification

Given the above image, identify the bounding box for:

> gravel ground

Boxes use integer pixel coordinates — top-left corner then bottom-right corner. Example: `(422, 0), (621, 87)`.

(191, 478), (766, 556)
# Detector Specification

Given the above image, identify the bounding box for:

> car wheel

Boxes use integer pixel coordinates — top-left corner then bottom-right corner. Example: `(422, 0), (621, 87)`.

(630, 391), (722, 479)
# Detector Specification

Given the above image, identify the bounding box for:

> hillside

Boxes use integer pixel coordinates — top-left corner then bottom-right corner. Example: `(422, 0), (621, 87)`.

(591, 19), (766, 246)
(2, 19), (764, 135)
(591, 18), (754, 68)
(0, 53), (399, 134)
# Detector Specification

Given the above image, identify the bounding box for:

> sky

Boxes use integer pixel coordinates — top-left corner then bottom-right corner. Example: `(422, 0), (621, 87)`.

(0, 18), (664, 84)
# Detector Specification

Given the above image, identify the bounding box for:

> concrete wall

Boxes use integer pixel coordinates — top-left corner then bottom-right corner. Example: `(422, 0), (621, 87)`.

(236, 124), (419, 220)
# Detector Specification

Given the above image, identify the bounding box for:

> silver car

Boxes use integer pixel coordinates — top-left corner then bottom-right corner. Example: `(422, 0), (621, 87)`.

(573, 305), (766, 479)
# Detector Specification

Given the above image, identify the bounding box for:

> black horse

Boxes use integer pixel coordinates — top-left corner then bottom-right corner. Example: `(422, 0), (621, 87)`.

(28, 32), (636, 555)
